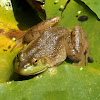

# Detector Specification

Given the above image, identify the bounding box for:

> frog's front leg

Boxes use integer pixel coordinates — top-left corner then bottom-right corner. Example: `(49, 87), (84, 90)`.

(66, 25), (89, 66)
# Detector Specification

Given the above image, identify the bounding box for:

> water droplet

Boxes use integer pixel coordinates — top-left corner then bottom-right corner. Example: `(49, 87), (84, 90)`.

(59, 5), (64, 11)
(80, 67), (83, 71)
(77, 11), (81, 14)
(54, 0), (59, 4)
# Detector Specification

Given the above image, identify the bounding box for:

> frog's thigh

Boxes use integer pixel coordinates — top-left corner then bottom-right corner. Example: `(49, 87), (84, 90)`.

(70, 25), (85, 61)
(33, 16), (60, 31)
(23, 16), (60, 43)
(66, 36), (84, 62)
(23, 31), (41, 43)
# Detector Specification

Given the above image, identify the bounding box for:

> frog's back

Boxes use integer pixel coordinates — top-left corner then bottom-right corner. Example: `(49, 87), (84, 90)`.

(21, 27), (70, 67)
(24, 27), (70, 57)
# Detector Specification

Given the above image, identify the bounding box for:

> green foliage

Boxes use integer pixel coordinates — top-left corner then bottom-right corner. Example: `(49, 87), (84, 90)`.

(0, 0), (100, 100)
(80, 0), (100, 19)
(0, 36), (20, 82)
(0, 65), (100, 100)
(0, 49), (19, 82)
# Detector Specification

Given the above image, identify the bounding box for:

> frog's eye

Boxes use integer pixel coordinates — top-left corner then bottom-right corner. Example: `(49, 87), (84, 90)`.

(32, 58), (38, 65)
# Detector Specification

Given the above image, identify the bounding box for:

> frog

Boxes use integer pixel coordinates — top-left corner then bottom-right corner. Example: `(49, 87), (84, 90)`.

(14, 16), (89, 76)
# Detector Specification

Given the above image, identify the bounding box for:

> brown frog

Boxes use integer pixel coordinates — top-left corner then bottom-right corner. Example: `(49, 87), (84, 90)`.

(14, 16), (89, 76)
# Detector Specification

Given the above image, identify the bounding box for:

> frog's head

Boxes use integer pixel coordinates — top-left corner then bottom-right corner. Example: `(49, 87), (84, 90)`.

(14, 52), (49, 76)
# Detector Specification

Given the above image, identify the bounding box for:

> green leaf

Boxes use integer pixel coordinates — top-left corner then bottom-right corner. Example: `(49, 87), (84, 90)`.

(0, 0), (100, 100)
(80, 0), (100, 19)
(0, 36), (21, 82)
(0, 0), (41, 82)
(0, 65), (100, 100)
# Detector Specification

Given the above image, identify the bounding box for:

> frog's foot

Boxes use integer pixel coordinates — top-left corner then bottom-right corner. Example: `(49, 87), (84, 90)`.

(72, 59), (84, 66)
(73, 51), (88, 66)
(10, 38), (23, 52)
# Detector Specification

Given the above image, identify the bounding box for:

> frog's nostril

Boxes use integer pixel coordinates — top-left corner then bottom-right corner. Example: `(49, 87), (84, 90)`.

(16, 52), (22, 58)
(17, 52), (27, 61)
(16, 54), (19, 58)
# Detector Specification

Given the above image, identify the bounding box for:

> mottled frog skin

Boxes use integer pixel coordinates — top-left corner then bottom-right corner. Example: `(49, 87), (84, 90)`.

(14, 16), (89, 76)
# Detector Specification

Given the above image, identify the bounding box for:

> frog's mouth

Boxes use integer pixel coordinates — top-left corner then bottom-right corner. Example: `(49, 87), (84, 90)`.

(14, 58), (49, 76)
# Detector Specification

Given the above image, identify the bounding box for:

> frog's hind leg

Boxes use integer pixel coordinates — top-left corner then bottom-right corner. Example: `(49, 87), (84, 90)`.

(29, 16), (60, 32)
(84, 48), (89, 66)
(73, 49), (89, 66)
(67, 25), (89, 66)
(73, 56), (85, 66)
(11, 16), (60, 52)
